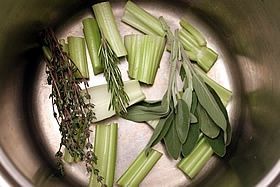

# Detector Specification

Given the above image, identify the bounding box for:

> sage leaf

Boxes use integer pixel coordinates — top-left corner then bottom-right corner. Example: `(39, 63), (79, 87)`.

(151, 112), (174, 147)
(182, 87), (193, 109)
(196, 103), (220, 139)
(190, 91), (198, 114)
(164, 120), (181, 160)
(147, 111), (174, 149)
(205, 131), (226, 157)
(206, 84), (231, 145)
(124, 107), (168, 122)
(182, 123), (200, 157)
(192, 74), (227, 132)
(190, 113), (198, 123)
(175, 99), (190, 143)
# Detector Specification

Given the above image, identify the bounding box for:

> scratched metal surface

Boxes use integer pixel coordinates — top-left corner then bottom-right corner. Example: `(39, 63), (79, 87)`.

(34, 1), (237, 186)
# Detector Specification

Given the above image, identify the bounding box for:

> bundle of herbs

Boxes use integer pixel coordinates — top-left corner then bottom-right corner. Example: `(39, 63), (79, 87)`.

(40, 28), (105, 186)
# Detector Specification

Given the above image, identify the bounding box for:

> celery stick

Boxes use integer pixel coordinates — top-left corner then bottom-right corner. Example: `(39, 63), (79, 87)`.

(180, 18), (207, 46)
(196, 46), (218, 72)
(59, 39), (69, 53)
(117, 148), (162, 186)
(194, 66), (232, 105)
(68, 36), (89, 79)
(64, 148), (74, 163)
(124, 34), (166, 84)
(179, 29), (201, 49)
(122, 1), (165, 37)
(89, 123), (118, 187)
(177, 137), (213, 179)
(87, 80), (146, 122)
(82, 18), (103, 75)
(92, 2), (127, 57)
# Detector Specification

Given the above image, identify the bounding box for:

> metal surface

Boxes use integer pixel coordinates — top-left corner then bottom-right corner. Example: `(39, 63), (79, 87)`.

(0, 0), (279, 186)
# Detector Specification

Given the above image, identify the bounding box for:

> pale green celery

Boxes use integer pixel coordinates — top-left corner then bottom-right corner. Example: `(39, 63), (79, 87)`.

(122, 1), (165, 37)
(82, 18), (103, 75)
(92, 2), (127, 57)
(177, 137), (213, 179)
(178, 29), (218, 72)
(68, 36), (89, 79)
(89, 123), (118, 187)
(64, 148), (74, 163)
(180, 18), (207, 46)
(194, 66), (232, 105)
(146, 120), (159, 129)
(124, 34), (166, 84)
(59, 39), (69, 53)
(87, 80), (146, 122)
(196, 47), (218, 72)
(42, 46), (52, 61)
(179, 29), (201, 50)
(117, 148), (162, 187)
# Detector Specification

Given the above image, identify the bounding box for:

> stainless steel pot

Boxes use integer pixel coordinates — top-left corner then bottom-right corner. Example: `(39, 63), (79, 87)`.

(0, 0), (279, 186)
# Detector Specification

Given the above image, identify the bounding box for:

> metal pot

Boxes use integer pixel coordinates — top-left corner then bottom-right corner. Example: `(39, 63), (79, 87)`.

(0, 0), (279, 186)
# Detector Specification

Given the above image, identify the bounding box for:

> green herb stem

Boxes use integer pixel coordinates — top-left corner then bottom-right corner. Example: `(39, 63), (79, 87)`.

(124, 34), (166, 84)
(117, 148), (162, 187)
(83, 18), (103, 75)
(93, 2), (127, 57)
(89, 123), (118, 187)
(67, 36), (89, 79)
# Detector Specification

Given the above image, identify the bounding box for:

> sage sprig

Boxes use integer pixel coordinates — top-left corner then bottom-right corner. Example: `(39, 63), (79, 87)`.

(125, 16), (231, 160)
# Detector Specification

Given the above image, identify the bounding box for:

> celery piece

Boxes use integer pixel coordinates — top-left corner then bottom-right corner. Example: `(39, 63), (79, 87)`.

(179, 29), (200, 50)
(67, 36), (89, 79)
(196, 46), (218, 72)
(122, 1), (165, 37)
(89, 123), (118, 187)
(124, 34), (166, 84)
(92, 2), (127, 57)
(59, 39), (69, 53)
(177, 137), (213, 179)
(64, 148), (74, 163)
(87, 80), (146, 122)
(180, 18), (207, 47)
(194, 66), (232, 105)
(117, 148), (162, 187)
(82, 18), (103, 75)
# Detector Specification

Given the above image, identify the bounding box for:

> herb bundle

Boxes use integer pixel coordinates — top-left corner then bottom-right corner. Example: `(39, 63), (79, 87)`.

(40, 28), (105, 186)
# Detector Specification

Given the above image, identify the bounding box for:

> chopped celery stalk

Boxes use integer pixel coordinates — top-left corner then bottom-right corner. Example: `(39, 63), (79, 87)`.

(180, 18), (207, 46)
(179, 31), (217, 72)
(42, 46), (52, 62)
(64, 148), (74, 163)
(179, 29), (201, 49)
(122, 1), (165, 37)
(177, 137), (213, 179)
(117, 148), (162, 187)
(92, 2), (127, 57)
(124, 34), (166, 84)
(82, 18), (103, 75)
(59, 39), (69, 53)
(196, 47), (218, 72)
(147, 120), (159, 129)
(87, 80), (146, 122)
(67, 36), (89, 79)
(89, 123), (118, 187)
(194, 66), (232, 105)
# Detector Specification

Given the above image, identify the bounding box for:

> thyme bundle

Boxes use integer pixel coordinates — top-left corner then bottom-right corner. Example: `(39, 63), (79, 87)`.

(40, 28), (105, 186)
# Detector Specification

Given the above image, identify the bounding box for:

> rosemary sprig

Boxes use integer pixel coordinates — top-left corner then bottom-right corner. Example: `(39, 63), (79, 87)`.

(99, 33), (130, 115)
(40, 28), (105, 186)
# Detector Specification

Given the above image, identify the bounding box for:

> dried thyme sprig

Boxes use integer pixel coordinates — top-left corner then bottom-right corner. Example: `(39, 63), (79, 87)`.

(40, 28), (105, 186)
